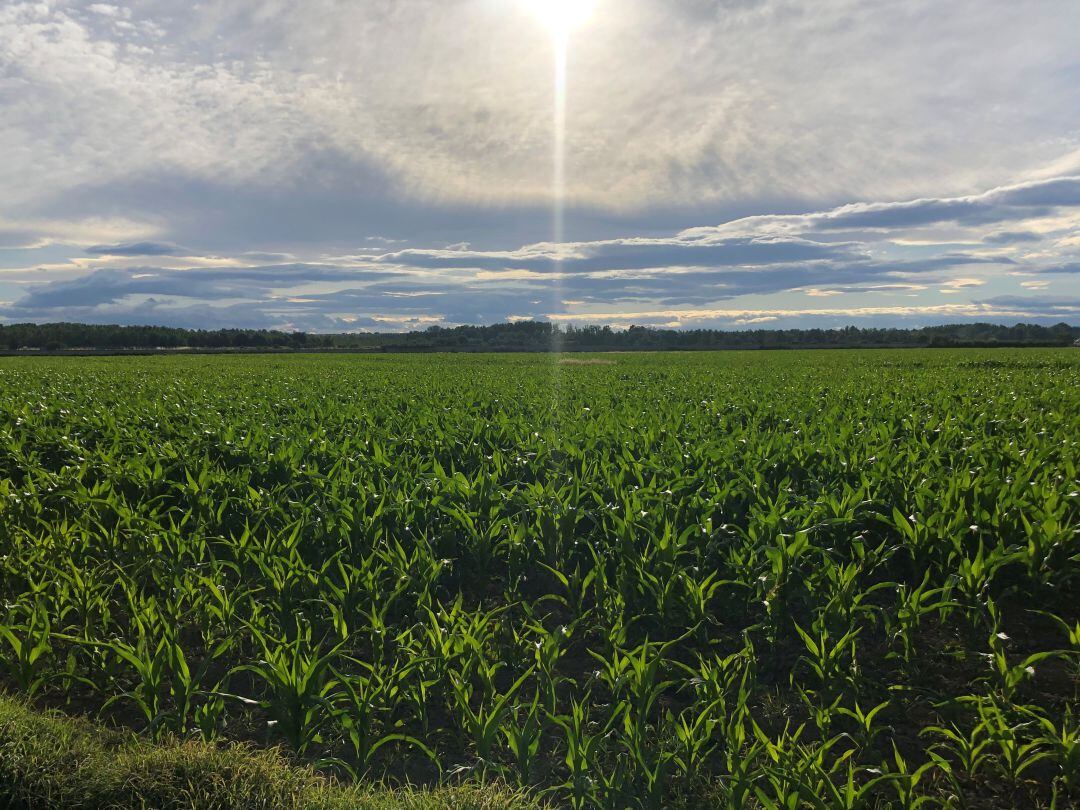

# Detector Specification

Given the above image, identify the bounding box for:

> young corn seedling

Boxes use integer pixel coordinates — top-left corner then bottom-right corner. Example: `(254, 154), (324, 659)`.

(0, 601), (53, 698)
(1034, 609), (1080, 695)
(501, 689), (544, 787)
(551, 696), (617, 810)
(449, 663), (535, 765)
(155, 630), (234, 736)
(886, 744), (941, 809)
(885, 572), (957, 664)
(193, 683), (227, 741)
(793, 615), (861, 693)
(1019, 504), (1072, 588)
(820, 560), (894, 630)
(512, 619), (568, 714)
(976, 698), (1049, 788)
(668, 698), (722, 788)
(983, 626), (1059, 702)
(922, 719), (991, 781)
(818, 758), (901, 810)
(96, 632), (169, 737)
(836, 699), (890, 751)
(798, 686), (842, 739)
(538, 562), (598, 628)
(227, 625), (344, 755)
(750, 721), (857, 810)
(716, 738), (765, 809)
(58, 596), (175, 739)
(953, 543), (1020, 620)
(758, 527), (813, 645)
(329, 658), (436, 779)
(1024, 706), (1080, 797)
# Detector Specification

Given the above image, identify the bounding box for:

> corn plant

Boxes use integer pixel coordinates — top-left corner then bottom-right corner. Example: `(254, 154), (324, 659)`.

(449, 663), (535, 765)
(0, 602), (53, 698)
(982, 626), (1060, 701)
(976, 698), (1049, 786)
(227, 625), (344, 754)
(329, 658), (436, 778)
(793, 616), (861, 692)
(1025, 706), (1080, 797)
(501, 690), (544, 786)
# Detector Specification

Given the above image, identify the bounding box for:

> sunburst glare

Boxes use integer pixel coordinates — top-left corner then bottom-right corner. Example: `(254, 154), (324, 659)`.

(525, 0), (597, 37)
(522, 0), (598, 373)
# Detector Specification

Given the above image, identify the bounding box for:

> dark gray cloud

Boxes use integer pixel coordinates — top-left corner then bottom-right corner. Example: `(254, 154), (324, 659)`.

(85, 241), (188, 257)
(983, 230), (1042, 244)
(380, 237), (860, 274)
(6, 264), (404, 310)
(1035, 261), (1080, 274)
(42, 167), (793, 255)
(815, 177), (1080, 231)
(976, 294), (1080, 315)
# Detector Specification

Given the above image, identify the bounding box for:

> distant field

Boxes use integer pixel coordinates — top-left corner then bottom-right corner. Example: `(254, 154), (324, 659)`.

(0, 350), (1077, 808)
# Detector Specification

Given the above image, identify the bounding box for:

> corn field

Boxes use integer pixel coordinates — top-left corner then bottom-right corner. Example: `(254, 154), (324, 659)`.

(0, 350), (1077, 808)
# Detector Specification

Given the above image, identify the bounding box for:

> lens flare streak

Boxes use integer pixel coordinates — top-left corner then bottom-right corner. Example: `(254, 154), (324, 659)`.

(552, 32), (568, 356)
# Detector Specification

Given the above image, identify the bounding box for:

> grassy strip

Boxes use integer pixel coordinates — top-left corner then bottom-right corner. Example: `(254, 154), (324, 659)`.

(0, 696), (537, 810)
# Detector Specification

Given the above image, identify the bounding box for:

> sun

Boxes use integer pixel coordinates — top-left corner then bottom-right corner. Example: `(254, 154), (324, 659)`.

(525, 0), (597, 37)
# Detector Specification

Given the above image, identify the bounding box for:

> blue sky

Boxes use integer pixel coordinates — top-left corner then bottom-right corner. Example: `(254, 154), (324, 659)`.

(1, 0), (1078, 331)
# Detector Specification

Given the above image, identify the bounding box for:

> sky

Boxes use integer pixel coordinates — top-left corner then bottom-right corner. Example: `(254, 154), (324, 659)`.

(1, 0), (1078, 332)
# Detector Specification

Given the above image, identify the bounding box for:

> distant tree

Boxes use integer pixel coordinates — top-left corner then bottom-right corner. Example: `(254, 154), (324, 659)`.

(1, 320), (1077, 353)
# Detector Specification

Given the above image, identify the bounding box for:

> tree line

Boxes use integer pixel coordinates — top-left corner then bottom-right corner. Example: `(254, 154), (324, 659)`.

(0, 320), (1077, 353)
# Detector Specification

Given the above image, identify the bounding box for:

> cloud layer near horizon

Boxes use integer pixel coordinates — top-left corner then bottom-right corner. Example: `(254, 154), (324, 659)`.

(3, 174), (1078, 330)
(1, 0), (1078, 330)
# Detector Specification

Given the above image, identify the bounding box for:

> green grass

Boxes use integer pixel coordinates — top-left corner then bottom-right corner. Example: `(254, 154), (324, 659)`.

(0, 694), (536, 809)
(0, 349), (1077, 807)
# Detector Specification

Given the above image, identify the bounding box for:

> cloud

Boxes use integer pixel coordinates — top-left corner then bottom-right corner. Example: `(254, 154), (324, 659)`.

(678, 176), (1080, 243)
(812, 177), (1080, 231)
(1038, 262), (1080, 274)
(378, 237), (859, 274)
(733, 315), (779, 325)
(85, 242), (188, 257)
(2, 0), (1079, 232)
(0, 215), (161, 250)
(984, 230), (1043, 244)
(1, 151), (1077, 331)
(3, 264), (404, 311)
(87, 4), (124, 18)
(975, 295), (1080, 317)
(943, 277), (987, 288)
(546, 301), (1080, 326)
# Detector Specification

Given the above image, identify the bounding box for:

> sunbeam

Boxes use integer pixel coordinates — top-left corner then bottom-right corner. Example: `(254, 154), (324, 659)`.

(524, 0), (597, 357)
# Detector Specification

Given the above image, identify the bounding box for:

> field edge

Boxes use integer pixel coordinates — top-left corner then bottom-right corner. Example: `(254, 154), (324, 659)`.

(0, 694), (538, 810)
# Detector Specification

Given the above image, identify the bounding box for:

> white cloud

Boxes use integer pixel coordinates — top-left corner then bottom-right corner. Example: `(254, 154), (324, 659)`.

(1, 0), (1078, 217)
(87, 4), (125, 18)
(546, 302), (1080, 324)
(0, 215), (161, 249)
(944, 278), (987, 288)
(733, 315), (779, 325)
